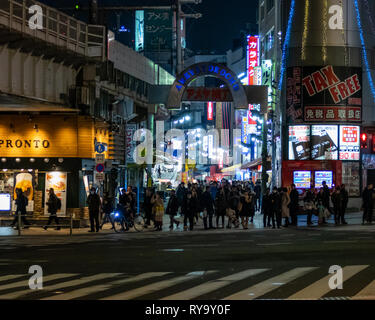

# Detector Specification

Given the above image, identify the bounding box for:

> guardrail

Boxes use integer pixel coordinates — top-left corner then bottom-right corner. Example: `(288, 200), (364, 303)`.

(0, 0), (105, 60)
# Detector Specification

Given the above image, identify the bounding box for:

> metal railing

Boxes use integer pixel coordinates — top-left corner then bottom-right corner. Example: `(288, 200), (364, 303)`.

(0, 0), (106, 60)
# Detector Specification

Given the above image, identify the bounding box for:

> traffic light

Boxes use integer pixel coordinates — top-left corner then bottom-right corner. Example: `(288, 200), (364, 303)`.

(361, 133), (368, 149)
(74, 2), (81, 10)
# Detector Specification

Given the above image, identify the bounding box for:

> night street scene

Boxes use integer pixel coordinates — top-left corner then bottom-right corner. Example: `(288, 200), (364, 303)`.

(0, 0), (375, 316)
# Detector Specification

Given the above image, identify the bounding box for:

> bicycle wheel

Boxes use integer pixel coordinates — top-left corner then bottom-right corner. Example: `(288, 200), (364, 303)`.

(133, 214), (145, 232)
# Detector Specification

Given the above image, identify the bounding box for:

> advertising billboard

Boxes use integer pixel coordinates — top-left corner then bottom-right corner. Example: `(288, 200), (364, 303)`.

(293, 171), (311, 189)
(339, 125), (360, 161)
(286, 66), (362, 124)
(288, 125), (311, 160)
(247, 36), (260, 85)
(311, 125), (338, 160)
(135, 10), (144, 52)
(144, 9), (173, 51)
(315, 171), (333, 189)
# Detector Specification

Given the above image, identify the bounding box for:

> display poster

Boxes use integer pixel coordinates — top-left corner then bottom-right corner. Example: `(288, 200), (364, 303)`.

(342, 162), (360, 196)
(315, 171), (333, 189)
(44, 172), (67, 217)
(286, 67), (303, 123)
(339, 126), (360, 161)
(288, 126), (311, 160)
(126, 124), (137, 164)
(13, 172), (34, 212)
(0, 194), (11, 211)
(311, 125), (338, 160)
(293, 171), (311, 189)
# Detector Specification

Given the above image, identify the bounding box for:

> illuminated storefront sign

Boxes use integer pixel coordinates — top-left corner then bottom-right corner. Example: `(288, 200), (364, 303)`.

(247, 35), (260, 85)
(262, 60), (273, 107)
(311, 125), (338, 160)
(339, 125), (360, 160)
(293, 171), (311, 189)
(207, 102), (214, 121)
(135, 10), (144, 52)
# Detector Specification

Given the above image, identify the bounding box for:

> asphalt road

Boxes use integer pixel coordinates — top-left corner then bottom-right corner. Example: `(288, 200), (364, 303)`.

(0, 223), (375, 300)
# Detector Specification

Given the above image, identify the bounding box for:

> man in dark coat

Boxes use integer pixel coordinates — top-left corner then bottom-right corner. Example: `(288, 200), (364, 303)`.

(44, 188), (61, 230)
(289, 184), (299, 226)
(254, 181), (261, 212)
(262, 188), (272, 228)
(87, 187), (101, 232)
(322, 181), (331, 224)
(11, 188), (31, 229)
(270, 187), (282, 228)
(331, 186), (342, 225)
(340, 184), (349, 224)
(182, 191), (197, 231)
(176, 182), (187, 208)
(362, 184), (373, 224)
(201, 186), (215, 230)
(166, 190), (180, 229)
(143, 188), (154, 227)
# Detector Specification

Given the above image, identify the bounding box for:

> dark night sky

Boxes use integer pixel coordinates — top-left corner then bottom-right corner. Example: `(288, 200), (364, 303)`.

(38, 0), (259, 53)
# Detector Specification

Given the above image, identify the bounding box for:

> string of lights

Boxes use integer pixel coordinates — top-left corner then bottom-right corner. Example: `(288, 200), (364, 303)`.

(301, 0), (309, 61)
(278, 0), (296, 91)
(322, 0), (328, 63)
(354, 0), (375, 103)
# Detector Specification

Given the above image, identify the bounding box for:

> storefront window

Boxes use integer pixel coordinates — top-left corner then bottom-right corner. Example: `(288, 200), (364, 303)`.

(342, 162), (360, 196)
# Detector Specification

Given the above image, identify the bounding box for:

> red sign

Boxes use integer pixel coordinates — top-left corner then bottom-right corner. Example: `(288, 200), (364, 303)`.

(183, 87), (232, 102)
(247, 36), (259, 85)
(304, 106), (361, 122)
(207, 102), (213, 121)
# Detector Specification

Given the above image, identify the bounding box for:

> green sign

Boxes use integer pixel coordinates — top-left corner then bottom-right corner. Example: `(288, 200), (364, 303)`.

(144, 10), (173, 51)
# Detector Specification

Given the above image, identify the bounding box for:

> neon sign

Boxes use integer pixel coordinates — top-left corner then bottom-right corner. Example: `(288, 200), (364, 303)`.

(247, 35), (260, 85)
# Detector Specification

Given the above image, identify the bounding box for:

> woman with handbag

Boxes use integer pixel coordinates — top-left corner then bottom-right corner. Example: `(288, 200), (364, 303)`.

(304, 187), (316, 226)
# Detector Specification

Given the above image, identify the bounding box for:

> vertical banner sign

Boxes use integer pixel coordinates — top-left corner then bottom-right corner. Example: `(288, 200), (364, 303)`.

(247, 35), (260, 85)
(45, 172), (67, 217)
(286, 67), (303, 123)
(144, 10), (173, 51)
(207, 102), (214, 121)
(126, 124), (137, 164)
(135, 10), (144, 52)
(262, 59), (273, 111)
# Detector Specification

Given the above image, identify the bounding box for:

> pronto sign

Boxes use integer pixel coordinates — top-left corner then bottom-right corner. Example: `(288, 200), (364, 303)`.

(167, 63), (249, 110)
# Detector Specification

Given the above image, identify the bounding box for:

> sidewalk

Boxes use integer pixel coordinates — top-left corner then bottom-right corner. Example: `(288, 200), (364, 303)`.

(0, 211), (369, 237)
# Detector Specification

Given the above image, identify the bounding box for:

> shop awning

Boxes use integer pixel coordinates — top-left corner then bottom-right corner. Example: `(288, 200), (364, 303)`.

(220, 163), (242, 174)
(241, 157), (272, 170)
(0, 94), (80, 113)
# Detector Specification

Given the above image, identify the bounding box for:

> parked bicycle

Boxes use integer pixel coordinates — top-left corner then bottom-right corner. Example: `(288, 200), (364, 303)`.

(110, 205), (145, 233)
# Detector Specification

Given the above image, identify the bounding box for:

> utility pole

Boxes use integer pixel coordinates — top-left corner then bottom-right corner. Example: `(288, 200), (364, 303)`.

(89, 0), (98, 24)
(175, 0), (203, 74)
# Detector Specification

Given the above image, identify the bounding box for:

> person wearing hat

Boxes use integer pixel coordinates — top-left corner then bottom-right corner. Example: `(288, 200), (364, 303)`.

(87, 187), (101, 232)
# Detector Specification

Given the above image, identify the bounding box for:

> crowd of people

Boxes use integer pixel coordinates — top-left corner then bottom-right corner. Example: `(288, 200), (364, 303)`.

(9, 178), (374, 232)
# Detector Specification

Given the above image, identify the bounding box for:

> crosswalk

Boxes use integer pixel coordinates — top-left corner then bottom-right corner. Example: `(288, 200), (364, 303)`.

(0, 265), (374, 300)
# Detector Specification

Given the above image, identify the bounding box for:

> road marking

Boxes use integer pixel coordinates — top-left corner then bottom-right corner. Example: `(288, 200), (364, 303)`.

(257, 243), (292, 246)
(323, 240), (358, 244)
(162, 269), (269, 300)
(42, 272), (170, 300)
(287, 265), (369, 300)
(101, 271), (217, 300)
(224, 267), (318, 300)
(0, 274), (78, 299)
(0, 275), (26, 283)
(352, 280), (375, 300)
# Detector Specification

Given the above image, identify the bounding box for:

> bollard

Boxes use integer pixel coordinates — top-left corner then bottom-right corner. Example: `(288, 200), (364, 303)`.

(70, 213), (73, 236)
(17, 212), (21, 236)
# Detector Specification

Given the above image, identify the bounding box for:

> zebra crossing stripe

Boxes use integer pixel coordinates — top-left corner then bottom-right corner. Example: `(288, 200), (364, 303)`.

(161, 269), (269, 300)
(42, 272), (171, 300)
(101, 271), (217, 300)
(0, 274), (78, 298)
(352, 280), (375, 300)
(287, 265), (369, 300)
(0, 275), (26, 283)
(223, 267), (318, 300)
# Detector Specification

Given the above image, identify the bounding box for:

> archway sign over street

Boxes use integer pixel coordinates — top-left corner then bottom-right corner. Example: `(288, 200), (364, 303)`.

(166, 62), (268, 113)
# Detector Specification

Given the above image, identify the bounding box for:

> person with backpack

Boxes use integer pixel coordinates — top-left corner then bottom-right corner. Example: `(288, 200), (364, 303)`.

(87, 187), (101, 232)
(44, 188), (61, 230)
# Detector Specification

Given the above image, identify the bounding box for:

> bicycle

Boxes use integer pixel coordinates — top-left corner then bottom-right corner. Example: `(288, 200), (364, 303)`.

(110, 207), (145, 233)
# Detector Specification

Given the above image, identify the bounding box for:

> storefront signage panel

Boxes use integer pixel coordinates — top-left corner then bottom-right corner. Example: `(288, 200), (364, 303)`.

(44, 172), (67, 217)
(247, 36), (260, 85)
(311, 125), (338, 160)
(286, 66), (362, 123)
(339, 126), (360, 161)
(315, 171), (333, 188)
(293, 171), (311, 189)
(288, 125), (310, 160)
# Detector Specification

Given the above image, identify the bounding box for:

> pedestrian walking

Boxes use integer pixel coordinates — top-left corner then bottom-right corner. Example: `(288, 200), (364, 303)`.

(201, 186), (215, 230)
(143, 188), (154, 228)
(262, 188), (272, 228)
(254, 181), (261, 212)
(166, 190), (180, 229)
(43, 188), (61, 230)
(10, 188), (31, 229)
(151, 192), (164, 231)
(239, 191), (251, 229)
(215, 187), (227, 228)
(87, 187), (101, 233)
(270, 187), (282, 228)
(303, 187), (316, 226)
(289, 184), (299, 226)
(281, 187), (291, 227)
(340, 184), (349, 224)
(100, 191), (115, 230)
(362, 184), (373, 225)
(331, 186), (342, 225)
(182, 191), (196, 231)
